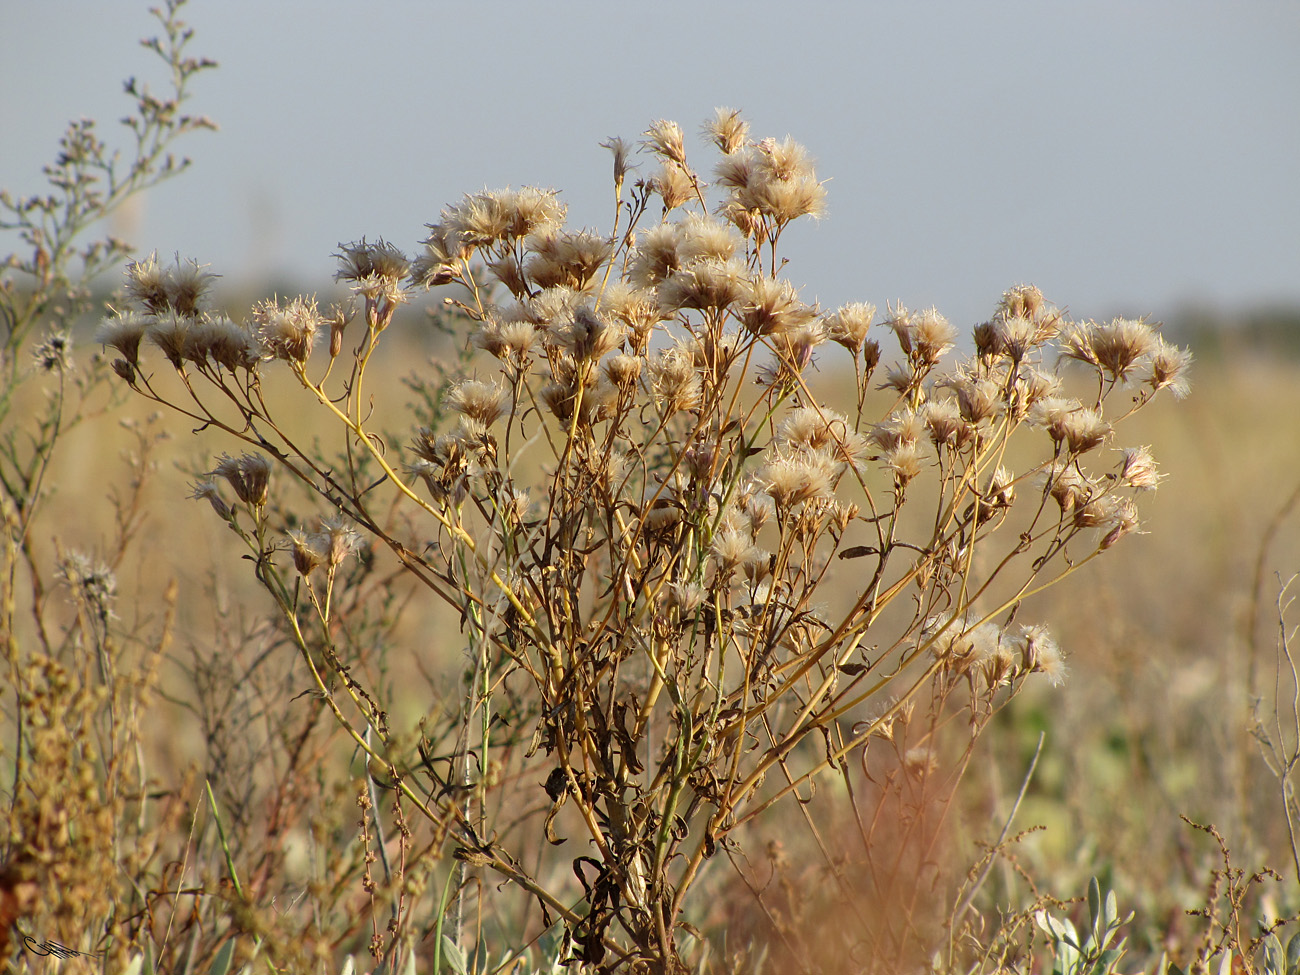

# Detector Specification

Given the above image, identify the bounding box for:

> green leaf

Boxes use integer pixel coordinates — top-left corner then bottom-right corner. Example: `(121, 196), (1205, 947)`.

(209, 939), (235, 975)
(441, 935), (468, 975)
(1287, 930), (1300, 975)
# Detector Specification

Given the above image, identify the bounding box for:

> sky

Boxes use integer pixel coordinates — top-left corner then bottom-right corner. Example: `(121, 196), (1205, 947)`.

(2, 1), (1298, 331)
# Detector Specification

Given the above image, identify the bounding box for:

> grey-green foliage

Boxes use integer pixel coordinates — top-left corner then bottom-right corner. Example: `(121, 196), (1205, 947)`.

(1036, 877), (1134, 975)
(1255, 929), (1300, 975)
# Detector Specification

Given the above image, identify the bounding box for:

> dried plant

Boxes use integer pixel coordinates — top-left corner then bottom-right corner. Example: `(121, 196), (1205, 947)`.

(88, 100), (1196, 972)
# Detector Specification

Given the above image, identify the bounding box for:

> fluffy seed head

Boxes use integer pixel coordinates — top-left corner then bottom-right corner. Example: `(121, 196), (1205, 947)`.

(704, 107), (749, 155)
(761, 451), (836, 509)
(1119, 446), (1161, 491)
(1143, 336), (1192, 399)
(824, 302), (875, 355)
(642, 119), (687, 165)
(738, 276), (816, 337)
(600, 137), (633, 188)
(446, 379), (508, 426)
(526, 230), (613, 291)
(603, 353), (643, 392)
(320, 514), (364, 568)
(657, 258), (747, 313)
(208, 453), (272, 507)
(334, 238), (410, 302)
(253, 296), (320, 363)
(288, 529), (324, 577)
(96, 312), (149, 365)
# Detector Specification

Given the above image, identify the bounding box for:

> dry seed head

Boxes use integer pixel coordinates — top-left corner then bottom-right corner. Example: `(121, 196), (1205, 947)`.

(1072, 493), (1119, 530)
(714, 152), (757, 193)
(125, 253), (215, 316)
(163, 258), (217, 316)
(1030, 397), (1110, 454)
(998, 284), (1045, 322)
(189, 479), (231, 520)
(600, 282), (666, 349)
(446, 379), (508, 426)
(1060, 405), (1111, 454)
(208, 452), (272, 507)
(759, 136), (813, 182)
(824, 302), (875, 355)
(869, 410), (924, 452)
(985, 465), (1016, 509)
(678, 212), (742, 265)
(667, 581), (706, 615)
(657, 258), (747, 313)
(738, 276), (816, 337)
(1019, 623), (1066, 685)
(683, 441), (719, 480)
(410, 224), (467, 287)
(96, 311), (148, 365)
(447, 187), (566, 246)
(486, 253), (530, 298)
(649, 347), (702, 415)
(1059, 321), (1099, 368)
(1119, 446), (1161, 491)
(600, 136), (633, 188)
(778, 406), (852, 454)
(253, 295), (320, 363)
(525, 229), (613, 291)
(629, 223), (684, 288)
(761, 451), (836, 509)
(922, 613), (975, 663)
(1099, 496), (1140, 548)
(920, 398), (972, 449)
(528, 286), (585, 327)
(911, 306), (957, 365)
(498, 487), (533, 527)
(883, 303), (915, 355)
(1017, 365), (1062, 407)
(882, 441), (925, 486)
(553, 305), (626, 361)
(992, 314), (1038, 363)
(472, 316), (536, 363)
(124, 253), (169, 314)
(32, 330), (71, 372)
(146, 310), (194, 369)
(953, 375), (1003, 425)
(642, 119), (687, 165)
(1143, 336), (1192, 399)
(877, 361), (917, 396)
(334, 238), (410, 302)
(320, 515), (364, 568)
(287, 528), (324, 577)
(904, 746), (939, 778)
(712, 529), (765, 576)
(1041, 462), (1093, 514)
(648, 160), (696, 212)
(752, 165), (826, 223)
(704, 107), (749, 155)
(603, 353), (643, 391)
(195, 314), (260, 372)
(1087, 317), (1159, 381)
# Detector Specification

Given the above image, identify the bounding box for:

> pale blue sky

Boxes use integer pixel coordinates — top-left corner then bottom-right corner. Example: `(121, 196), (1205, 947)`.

(3, 1), (1297, 330)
